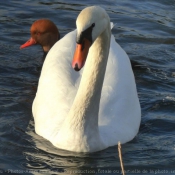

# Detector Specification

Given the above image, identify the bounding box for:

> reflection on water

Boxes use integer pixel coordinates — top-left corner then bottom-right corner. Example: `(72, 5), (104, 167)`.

(0, 0), (175, 174)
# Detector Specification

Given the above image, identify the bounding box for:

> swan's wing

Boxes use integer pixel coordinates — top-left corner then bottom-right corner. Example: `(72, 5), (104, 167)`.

(33, 30), (141, 146)
(110, 22), (115, 29)
(32, 30), (82, 140)
(99, 35), (141, 146)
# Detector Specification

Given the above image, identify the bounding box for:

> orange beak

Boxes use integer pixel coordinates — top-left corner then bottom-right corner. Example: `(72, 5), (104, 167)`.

(20, 37), (36, 49)
(72, 38), (91, 71)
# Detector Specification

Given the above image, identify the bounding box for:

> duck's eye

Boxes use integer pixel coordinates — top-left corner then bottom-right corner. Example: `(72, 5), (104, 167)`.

(92, 23), (95, 27)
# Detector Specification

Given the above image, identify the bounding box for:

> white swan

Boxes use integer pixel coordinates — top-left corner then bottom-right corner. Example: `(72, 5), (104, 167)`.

(32, 6), (141, 152)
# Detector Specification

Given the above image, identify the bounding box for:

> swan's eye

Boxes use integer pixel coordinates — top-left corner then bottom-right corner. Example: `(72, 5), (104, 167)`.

(92, 23), (95, 27)
(77, 23), (95, 44)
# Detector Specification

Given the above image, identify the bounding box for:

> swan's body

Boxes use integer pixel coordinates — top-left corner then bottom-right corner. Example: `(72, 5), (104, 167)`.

(32, 6), (141, 152)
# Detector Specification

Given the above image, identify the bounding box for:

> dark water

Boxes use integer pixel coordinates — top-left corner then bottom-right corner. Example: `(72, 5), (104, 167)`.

(0, 0), (175, 174)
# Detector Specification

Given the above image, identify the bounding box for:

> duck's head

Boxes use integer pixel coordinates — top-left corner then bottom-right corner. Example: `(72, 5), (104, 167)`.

(20, 19), (60, 53)
(72, 6), (110, 71)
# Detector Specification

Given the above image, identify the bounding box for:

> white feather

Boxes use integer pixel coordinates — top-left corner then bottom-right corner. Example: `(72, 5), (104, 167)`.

(32, 6), (141, 152)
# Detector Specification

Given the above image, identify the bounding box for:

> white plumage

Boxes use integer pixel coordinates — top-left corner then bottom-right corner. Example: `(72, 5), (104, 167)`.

(32, 6), (141, 152)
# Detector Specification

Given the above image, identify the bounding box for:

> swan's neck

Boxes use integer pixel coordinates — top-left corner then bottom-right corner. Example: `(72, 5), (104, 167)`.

(58, 23), (111, 151)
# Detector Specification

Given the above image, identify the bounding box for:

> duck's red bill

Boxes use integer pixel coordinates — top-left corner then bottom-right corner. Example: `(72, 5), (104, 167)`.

(20, 37), (36, 49)
(72, 38), (91, 71)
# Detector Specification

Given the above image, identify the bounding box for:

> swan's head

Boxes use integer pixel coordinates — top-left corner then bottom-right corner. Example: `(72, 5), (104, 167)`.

(72, 6), (110, 71)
